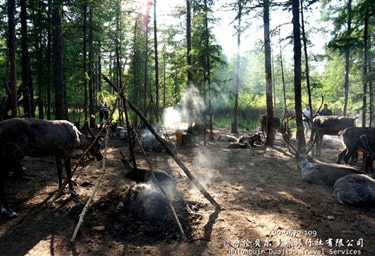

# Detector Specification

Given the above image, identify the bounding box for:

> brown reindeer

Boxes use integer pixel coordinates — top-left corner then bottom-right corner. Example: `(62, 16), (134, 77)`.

(310, 115), (357, 156)
(260, 114), (281, 138)
(0, 118), (103, 218)
(282, 133), (362, 187)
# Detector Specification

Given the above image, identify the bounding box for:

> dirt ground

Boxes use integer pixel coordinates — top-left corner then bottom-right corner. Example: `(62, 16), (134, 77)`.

(0, 130), (374, 256)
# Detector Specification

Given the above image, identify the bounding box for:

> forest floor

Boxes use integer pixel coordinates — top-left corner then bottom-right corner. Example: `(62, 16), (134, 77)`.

(0, 129), (374, 256)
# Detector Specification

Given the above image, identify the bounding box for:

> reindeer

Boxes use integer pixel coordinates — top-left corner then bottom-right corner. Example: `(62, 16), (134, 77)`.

(310, 115), (357, 156)
(332, 134), (375, 206)
(337, 127), (375, 173)
(333, 173), (375, 206)
(0, 118), (103, 218)
(282, 134), (362, 187)
(260, 114), (281, 138)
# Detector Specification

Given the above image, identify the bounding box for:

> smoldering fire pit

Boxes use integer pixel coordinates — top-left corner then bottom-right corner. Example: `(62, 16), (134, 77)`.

(111, 172), (194, 242)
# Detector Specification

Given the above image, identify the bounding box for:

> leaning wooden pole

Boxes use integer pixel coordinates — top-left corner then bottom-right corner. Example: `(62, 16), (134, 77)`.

(102, 73), (220, 210)
(52, 124), (106, 201)
(134, 135), (186, 237)
(70, 123), (109, 242)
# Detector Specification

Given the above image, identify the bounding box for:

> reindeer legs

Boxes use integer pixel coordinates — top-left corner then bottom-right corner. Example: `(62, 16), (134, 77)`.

(55, 155), (78, 197)
(0, 162), (18, 218)
(64, 156), (78, 197)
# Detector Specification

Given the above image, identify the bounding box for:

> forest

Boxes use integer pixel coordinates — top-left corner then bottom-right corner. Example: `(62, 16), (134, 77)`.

(0, 0), (374, 137)
(1, 1), (375, 255)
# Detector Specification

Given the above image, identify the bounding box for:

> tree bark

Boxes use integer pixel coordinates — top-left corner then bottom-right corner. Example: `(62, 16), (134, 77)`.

(186, 0), (193, 86)
(47, 0), (52, 119)
(20, 0), (34, 117)
(53, 0), (66, 120)
(154, 0), (160, 121)
(264, 0), (274, 146)
(7, 0), (17, 118)
(343, 0), (352, 116)
(292, 0), (306, 154)
(186, 0), (193, 128)
(88, 5), (95, 127)
(232, 1), (242, 134)
(362, 13), (369, 127)
(83, 2), (88, 122)
(300, 0), (312, 131)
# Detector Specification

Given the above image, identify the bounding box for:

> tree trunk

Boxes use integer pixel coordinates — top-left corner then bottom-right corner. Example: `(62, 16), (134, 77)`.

(143, 2), (150, 117)
(20, 0), (34, 117)
(83, 2), (88, 122)
(153, 0), (160, 122)
(36, 0), (44, 119)
(88, 5), (95, 127)
(7, 0), (17, 118)
(369, 24), (373, 126)
(362, 13), (369, 127)
(186, 0), (193, 86)
(132, 21), (140, 126)
(264, 0), (274, 146)
(232, 1), (242, 134)
(186, 0), (193, 128)
(292, 0), (306, 154)
(343, 0), (352, 116)
(204, 0), (214, 141)
(47, 0), (52, 119)
(300, 0), (312, 131)
(53, 0), (66, 120)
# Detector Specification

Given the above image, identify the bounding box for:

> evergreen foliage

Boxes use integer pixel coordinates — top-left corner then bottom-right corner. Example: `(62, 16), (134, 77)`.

(0, 0), (373, 128)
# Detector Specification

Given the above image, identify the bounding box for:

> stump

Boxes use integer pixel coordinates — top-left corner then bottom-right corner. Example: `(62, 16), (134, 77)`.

(182, 134), (193, 146)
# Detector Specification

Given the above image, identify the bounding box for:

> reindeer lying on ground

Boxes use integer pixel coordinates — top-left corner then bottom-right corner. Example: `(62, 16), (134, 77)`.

(283, 134), (362, 187)
(227, 134), (263, 149)
(311, 115), (356, 156)
(333, 173), (375, 206)
(332, 133), (375, 206)
(0, 118), (103, 218)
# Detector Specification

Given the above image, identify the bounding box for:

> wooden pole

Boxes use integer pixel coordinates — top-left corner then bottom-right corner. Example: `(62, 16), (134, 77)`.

(52, 124), (106, 201)
(70, 123), (109, 242)
(134, 135), (186, 237)
(102, 73), (220, 210)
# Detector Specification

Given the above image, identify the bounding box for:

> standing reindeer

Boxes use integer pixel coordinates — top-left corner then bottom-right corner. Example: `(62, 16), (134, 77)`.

(0, 118), (103, 218)
(310, 115), (356, 156)
(338, 128), (375, 173)
(260, 114), (280, 138)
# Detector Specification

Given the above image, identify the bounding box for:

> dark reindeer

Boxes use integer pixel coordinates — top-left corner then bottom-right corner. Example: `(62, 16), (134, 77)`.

(337, 128), (375, 173)
(333, 173), (375, 206)
(333, 132), (375, 206)
(260, 114), (281, 137)
(310, 115), (356, 156)
(0, 118), (103, 218)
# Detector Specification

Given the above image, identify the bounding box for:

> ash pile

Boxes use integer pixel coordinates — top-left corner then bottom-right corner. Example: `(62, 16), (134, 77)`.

(112, 168), (192, 242)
